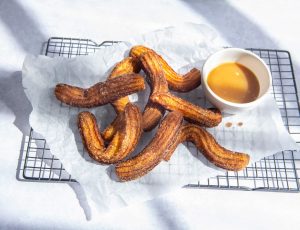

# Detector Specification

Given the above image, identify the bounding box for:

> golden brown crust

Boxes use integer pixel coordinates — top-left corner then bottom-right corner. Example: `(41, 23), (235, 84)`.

(55, 73), (145, 108)
(102, 101), (165, 140)
(129, 45), (149, 58)
(109, 57), (142, 80)
(102, 103), (165, 139)
(108, 57), (142, 113)
(78, 104), (142, 164)
(142, 101), (165, 131)
(140, 51), (169, 94)
(115, 111), (183, 181)
(101, 114), (123, 143)
(130, 45), (201, 92)
(163, 124), (250, 171)
(140, 51), (169, 131)
(151, 92), (222, 127)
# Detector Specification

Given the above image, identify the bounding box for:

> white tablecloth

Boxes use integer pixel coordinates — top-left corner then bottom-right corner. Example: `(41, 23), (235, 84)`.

(0, 0), (300, 229)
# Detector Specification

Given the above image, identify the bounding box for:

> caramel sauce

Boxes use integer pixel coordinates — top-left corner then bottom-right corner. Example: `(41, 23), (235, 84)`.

(237, 122), (243, 127)
(225, 122), (232, 128)
(207, 62), (260, 103)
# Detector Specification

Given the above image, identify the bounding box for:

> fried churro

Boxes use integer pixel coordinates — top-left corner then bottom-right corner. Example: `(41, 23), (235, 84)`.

(55, 73), (145, 108)
(151, 92), (222, 127)
(78, 104), (142, 164)
(163, 124), (250, 171)
(115, 111), (183, 181)
(140, 51), (169, 131)
(101, 113), (123, 143)
(142, 101), (166, 131)
(130, 45), (201, 92)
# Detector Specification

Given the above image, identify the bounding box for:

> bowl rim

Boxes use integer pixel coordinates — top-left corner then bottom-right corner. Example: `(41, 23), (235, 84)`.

(202, 48), (272, 108)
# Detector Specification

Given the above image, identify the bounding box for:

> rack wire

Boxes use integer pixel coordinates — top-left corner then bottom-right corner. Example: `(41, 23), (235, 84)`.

(18, 37), (300, 192)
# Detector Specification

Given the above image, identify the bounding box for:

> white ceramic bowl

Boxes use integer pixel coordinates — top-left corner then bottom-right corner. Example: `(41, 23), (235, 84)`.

(202, 48), (272, 114)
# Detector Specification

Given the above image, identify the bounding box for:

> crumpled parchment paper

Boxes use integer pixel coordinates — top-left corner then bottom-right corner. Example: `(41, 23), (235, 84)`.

(22, 23), (299, 216)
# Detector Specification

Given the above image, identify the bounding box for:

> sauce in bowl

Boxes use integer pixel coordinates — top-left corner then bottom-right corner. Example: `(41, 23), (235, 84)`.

(207, 62), (260, 103)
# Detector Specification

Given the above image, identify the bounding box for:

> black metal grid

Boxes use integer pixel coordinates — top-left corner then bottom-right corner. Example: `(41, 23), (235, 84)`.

(18, 37), (300, 191)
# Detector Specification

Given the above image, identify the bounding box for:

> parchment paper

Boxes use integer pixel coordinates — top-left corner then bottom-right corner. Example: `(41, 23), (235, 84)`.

(22, 23), (299, 216)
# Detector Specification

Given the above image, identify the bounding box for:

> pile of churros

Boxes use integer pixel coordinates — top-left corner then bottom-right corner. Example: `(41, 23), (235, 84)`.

(54, 45), (250, 181)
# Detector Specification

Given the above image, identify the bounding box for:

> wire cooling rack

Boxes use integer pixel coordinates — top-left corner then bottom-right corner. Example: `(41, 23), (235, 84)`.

(17, 37), (300, 192)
